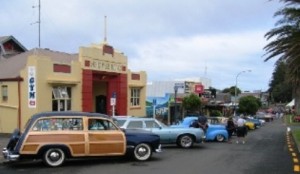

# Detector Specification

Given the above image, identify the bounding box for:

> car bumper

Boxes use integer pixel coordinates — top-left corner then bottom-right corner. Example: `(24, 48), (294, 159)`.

(2, 148), (20, 161)
(155, 144), (162, 153)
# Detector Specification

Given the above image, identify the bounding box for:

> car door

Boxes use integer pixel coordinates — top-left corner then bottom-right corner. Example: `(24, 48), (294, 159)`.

(87, 118), (126, 156)
(144, 120), (171, 143)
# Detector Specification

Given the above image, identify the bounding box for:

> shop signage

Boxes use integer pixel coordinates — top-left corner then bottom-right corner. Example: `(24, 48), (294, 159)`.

(28, 66), (36, 108)
(194, 84), (204, 94)
(89, 59), (123, 73)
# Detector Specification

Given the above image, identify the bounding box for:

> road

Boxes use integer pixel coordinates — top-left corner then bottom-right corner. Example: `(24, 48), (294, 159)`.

(0, 118), (295, 174)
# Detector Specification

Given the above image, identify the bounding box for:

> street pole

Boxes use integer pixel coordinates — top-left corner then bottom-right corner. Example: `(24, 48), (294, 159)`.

(174, 86), (178, 124)
(234, 70), (251, 116)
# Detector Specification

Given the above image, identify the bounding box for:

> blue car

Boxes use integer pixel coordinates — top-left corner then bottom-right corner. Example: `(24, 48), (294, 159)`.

(172, 117), (229, 142)
(114, 117), (204, 148)
(246, 118), (262, 128)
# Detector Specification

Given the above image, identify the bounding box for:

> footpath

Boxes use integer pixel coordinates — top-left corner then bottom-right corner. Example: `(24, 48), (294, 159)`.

(0, 134), (10, 163)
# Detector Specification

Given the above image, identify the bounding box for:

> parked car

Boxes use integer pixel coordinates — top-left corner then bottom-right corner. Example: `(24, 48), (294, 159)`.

(2, 112), (161, 167)
(246, 118), (262, 128)
(113, 117), (204, 148)
(172, 117), (229, 142)
(233, 116), (255, 130)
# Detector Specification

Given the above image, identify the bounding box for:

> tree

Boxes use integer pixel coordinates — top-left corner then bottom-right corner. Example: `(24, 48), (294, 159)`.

(238, 96), (261, 115)
(264, 0), (300, 114)
(222, 86), (241, 96)
(182, 93), (202, 115)
(268, 61), (293, 103)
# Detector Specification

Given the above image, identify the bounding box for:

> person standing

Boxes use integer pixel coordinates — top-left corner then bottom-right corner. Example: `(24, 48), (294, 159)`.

(236, 116), (247, 144)
(226, 117), (236, 143)
(197, 115), (208, 134)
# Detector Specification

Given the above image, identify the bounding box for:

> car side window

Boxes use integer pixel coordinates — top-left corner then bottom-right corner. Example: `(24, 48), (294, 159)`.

(89, 119), (118, 130)
(32, 118), (83, 131)
(127, 121), (143, 128)
(89, 119), (105, 130)
(145, 120), (160, 128)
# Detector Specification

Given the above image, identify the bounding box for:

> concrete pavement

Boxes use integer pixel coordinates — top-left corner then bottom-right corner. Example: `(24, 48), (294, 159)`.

(0, 134), (10, 164)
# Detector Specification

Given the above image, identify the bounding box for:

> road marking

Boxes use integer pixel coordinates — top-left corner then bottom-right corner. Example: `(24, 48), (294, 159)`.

(293, 153), (297, 157)
(290, 148), (294, 152)
(294, 158), (299, 163)
(295, 165), (300, 172)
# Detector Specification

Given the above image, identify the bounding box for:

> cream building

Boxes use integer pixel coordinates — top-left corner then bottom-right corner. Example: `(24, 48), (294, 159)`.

(0, 36), (147, 133)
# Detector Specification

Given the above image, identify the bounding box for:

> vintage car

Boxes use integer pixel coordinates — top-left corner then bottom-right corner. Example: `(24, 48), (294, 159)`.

(2, 112), (161, 167)
(172, 116), (229, 142)
(246, 118), (262, 128)
(113, 117), (204, 148)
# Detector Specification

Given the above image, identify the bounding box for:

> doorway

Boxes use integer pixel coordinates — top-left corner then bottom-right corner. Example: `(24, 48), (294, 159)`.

(96, 95), (107, 114)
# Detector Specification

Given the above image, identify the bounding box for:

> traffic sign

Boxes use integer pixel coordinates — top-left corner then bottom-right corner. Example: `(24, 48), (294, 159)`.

(175, 83), (184, 88)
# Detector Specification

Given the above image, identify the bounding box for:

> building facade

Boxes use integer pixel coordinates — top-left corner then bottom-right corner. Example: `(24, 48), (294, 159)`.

(0, 37), (146, 133)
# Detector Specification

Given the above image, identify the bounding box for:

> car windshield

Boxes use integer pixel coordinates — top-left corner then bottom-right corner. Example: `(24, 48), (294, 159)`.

(115, 119), (126, 127)
(156, 119), (168, 128)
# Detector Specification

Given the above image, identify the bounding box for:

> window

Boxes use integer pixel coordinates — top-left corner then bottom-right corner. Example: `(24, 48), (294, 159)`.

(52, 86), (71, 111)
(127, 121), (143, 128)
(1, 85), (8, 102)
(145, 120), (160, 128)
(89, 119), (118, 130)
(130, 88), (141, 106)
(32, 118), (83, 131)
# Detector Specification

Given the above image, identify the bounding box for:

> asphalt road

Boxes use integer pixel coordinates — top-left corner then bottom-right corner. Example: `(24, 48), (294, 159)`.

(0, 118), (295, 174)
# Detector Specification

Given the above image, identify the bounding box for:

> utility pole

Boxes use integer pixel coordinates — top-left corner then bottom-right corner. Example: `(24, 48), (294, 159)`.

(38, 0), (41, 48)
(32, 0), (41, 48)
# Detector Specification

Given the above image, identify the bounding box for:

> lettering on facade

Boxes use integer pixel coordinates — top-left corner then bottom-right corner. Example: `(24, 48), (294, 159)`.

(28, 66), (36, 108)
(89, 59), (123, 73)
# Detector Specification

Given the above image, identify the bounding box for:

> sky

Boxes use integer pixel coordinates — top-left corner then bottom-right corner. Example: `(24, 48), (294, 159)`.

(1, 0), (284, 92)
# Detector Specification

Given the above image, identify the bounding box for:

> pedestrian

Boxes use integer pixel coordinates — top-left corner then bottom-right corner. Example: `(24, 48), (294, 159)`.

(197, 115), (208, 134)
(236, 116), (247, 144)
(226, 117), (236, 143)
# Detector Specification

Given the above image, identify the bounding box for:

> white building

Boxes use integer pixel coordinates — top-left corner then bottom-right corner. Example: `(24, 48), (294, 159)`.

(147, 77), (212, 97)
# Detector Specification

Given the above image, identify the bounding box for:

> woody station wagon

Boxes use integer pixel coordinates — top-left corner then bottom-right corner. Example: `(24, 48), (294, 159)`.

(2, 112), (161, 167)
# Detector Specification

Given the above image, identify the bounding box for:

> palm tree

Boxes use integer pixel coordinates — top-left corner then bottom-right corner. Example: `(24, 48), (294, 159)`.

(264, 0), (300, 114)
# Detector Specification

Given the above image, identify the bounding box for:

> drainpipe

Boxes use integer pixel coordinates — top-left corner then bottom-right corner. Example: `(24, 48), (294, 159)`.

(17, 78), (22, 130)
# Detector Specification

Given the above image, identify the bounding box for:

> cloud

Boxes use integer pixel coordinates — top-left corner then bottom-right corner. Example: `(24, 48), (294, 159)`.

(0, 0), (282, 91)
(128, 30), (274, 91)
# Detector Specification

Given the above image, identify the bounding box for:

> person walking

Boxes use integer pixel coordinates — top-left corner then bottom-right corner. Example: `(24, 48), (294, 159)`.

(236, 116), (247, 144)
(226, 117), (236, 143)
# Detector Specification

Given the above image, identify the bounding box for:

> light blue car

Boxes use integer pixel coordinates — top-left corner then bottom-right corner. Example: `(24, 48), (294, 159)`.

(114, 117), (204, 148)
(172, 117), (229, 142)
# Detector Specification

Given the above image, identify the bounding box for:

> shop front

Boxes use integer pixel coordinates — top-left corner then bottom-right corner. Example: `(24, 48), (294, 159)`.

(0, 37), (146, 133)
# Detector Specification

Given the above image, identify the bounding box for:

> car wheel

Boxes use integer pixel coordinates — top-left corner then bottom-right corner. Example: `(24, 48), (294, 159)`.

(215, 134), (225, 142)
(43, 148), (66, 167)
(178, 134), (194, 148)
(133, 143), (152, 161)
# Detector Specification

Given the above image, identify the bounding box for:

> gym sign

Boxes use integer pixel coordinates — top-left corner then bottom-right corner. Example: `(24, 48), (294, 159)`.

(28, 66), (36, 108)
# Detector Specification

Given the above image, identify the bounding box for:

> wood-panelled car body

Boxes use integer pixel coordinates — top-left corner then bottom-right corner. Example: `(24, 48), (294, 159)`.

(2, 112), (161, 167)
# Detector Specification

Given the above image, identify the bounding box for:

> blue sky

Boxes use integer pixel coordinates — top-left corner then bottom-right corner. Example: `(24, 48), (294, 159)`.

(1, 0), (284, 92)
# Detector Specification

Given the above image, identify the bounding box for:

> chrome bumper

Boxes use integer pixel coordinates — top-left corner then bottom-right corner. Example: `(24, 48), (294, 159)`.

(2, 148), (19, 161)
(155, 144), (162, 153)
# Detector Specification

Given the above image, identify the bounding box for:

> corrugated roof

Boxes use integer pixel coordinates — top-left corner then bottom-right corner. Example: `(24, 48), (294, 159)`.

(0, 36), (10, 43)
(0, 48), (78, 79)
(0, 35), (27, 51)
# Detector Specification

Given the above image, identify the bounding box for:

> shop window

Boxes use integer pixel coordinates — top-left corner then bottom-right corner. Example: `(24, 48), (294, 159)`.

(130, 88), (141, 106)
(1, 85), (8, 102)
(52, 86), (71, 111)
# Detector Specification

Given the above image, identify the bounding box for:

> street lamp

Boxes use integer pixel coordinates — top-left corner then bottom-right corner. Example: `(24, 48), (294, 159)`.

(234, 70), (251, 116)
